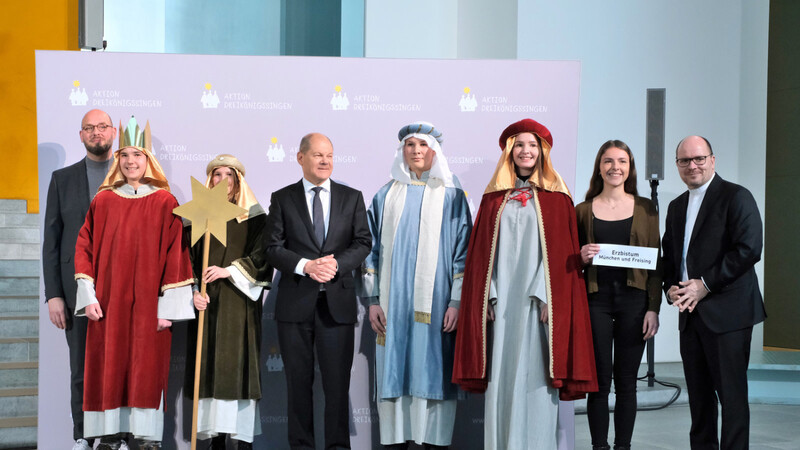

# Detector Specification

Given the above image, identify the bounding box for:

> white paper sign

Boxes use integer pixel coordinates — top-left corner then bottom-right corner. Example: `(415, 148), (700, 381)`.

(593, 244), (658, 270)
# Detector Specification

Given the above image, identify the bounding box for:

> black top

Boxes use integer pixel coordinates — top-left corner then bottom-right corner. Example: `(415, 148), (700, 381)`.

(593, 215), (633, 290)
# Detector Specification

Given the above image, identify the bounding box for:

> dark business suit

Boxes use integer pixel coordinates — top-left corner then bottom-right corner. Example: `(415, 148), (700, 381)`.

(662, 174), (765, 450)
(265, 179), (371, 449)
(42, 158), (92, 441)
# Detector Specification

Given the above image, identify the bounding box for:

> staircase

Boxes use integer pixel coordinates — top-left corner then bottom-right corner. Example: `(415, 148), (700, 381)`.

(0, 200), (39, 449)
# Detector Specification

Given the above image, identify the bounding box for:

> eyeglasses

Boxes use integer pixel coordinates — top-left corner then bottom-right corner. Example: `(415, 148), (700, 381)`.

(81, 123), (112, 133)
(676, 155), (712, 167)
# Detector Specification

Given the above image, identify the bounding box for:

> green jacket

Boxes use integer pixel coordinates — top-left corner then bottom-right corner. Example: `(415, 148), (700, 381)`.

(575, 196), (662, 312)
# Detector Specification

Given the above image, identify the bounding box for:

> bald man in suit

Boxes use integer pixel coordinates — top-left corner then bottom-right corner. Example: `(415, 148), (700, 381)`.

(662, 136), (766, 450)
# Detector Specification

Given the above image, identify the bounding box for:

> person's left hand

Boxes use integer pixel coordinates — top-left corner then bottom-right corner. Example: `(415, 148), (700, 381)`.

(672, 279), (709, 313)
(193, 291), (210, 311)
(443, 307), (458, 332)
(203, 265), (231, 284)
(157, 319), (172, 331)
(642, 311), (659, 340)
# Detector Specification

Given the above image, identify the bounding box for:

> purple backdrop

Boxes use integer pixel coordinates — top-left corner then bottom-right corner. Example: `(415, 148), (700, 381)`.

(35, 51), (581, 449)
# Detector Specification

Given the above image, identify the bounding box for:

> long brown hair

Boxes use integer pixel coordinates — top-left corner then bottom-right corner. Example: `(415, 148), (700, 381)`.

(212, 166), (241, 204)
(584, 140), (638, 201)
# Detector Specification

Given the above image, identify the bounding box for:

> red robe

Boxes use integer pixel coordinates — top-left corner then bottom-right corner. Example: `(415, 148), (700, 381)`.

(75, 187), (193, 412)
(452, 189), (597, 400)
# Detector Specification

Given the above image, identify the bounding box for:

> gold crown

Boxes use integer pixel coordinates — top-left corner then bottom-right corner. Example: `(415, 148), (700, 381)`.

(118, 116), (151, 152)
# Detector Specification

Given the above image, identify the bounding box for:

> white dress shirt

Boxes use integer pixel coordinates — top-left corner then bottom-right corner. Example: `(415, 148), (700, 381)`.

(294, 177), (332, 275)
(681, 173), (715, 285)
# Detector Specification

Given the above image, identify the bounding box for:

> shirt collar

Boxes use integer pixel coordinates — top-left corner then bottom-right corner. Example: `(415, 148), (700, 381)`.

(514, 177), (531, 189)
(689, 172), (715, 197)
(302, 177), (331, 193)
(118, 183), (157, 196)
(85, 156), (113, 168)
(410, 170), (431, 182)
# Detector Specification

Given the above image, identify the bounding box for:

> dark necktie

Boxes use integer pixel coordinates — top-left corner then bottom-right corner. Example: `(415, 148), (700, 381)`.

(312, 186), (325, 247)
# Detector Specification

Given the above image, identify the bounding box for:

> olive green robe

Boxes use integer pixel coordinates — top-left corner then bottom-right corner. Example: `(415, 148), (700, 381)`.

(185, 207), (272, 400)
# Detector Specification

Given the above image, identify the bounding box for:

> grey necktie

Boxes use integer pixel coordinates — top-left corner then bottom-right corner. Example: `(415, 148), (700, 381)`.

(312, 186), (325, 247)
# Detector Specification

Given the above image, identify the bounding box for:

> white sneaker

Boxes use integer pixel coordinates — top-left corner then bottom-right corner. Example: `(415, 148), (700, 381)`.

(72, 439), (91, 450)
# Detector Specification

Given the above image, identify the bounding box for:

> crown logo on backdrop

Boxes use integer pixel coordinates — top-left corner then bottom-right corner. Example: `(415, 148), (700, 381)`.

(119, 116), (152, 153)
(201, 83), (220, 109)
(459, 87), (477, 112)
(266, 346), (284, 372)
(330, 85), (350, 111)
(70, 80), (89, 106)
(267, 137), (286, 162)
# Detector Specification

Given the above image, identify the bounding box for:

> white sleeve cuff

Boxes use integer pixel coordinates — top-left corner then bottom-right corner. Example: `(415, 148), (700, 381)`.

(700, 277), (711, 293)
(361, 271), (379, 298)
(450, 277), (464, 303)
(158, 285), (195, 321)
(227, 265), (263, 301)
(295, 258), (310, 276)
(531, 258), (547, 304)
(75, 278), (98, 317)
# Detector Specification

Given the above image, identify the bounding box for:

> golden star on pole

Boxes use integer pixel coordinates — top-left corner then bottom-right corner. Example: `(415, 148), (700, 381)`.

(173, 177), (246, 246)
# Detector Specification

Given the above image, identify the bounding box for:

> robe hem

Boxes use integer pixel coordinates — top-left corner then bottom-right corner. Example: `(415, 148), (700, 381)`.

(231, 259), (270, 287)
(161, 278), (194, 293)
(75, 273), (94, 283)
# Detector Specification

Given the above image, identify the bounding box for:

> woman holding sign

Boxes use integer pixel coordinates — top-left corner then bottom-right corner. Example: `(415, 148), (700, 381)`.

(576, 140), (662, 450)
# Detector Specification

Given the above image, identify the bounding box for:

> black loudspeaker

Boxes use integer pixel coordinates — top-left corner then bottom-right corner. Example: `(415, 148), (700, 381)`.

(79, 0), (105, 50)
(645, 88), (666, 181)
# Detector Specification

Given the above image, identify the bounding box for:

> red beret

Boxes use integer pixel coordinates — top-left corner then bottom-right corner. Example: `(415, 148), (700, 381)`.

(498, 118), (553, 150)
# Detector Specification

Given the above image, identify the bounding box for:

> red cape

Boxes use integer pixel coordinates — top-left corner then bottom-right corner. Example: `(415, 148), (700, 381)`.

(452, 189), (597, 400)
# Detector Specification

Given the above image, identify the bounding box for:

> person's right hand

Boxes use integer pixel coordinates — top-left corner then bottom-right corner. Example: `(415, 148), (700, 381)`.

(47, 297), (67, 329)
(580, 243), (601, 265)
(667, 285), (680, 304)
(193, 291), (210, 311)
(369, 305), (387, 336)
(487, 303), (496, 322)
(85, 303), (103, 321)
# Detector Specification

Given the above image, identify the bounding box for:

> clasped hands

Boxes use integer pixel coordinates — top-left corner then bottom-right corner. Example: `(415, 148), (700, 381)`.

(668, 279), (709, 313)
(304, 254), (337, 283)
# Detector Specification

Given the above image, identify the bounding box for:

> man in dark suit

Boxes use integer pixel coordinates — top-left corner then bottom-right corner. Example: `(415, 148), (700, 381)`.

(42, 109), (117, 450)
(662, 135), (766, 450)
(265, 133), (372, 449)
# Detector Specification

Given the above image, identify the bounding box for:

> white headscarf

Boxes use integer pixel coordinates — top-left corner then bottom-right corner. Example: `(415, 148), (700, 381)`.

(391, 121), (456, 188)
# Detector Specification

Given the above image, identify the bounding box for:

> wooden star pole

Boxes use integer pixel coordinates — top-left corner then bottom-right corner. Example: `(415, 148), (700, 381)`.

(173, 177), (246, 450)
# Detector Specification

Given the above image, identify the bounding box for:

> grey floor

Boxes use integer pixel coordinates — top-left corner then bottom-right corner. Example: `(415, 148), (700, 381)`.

(574, 403), (800, 449)
(572, 362), (800, 449)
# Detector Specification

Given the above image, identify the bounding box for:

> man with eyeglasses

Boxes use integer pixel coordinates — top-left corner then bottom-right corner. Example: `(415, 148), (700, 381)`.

(42, 109), (121, 450)
(662, 136), (765, 450)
